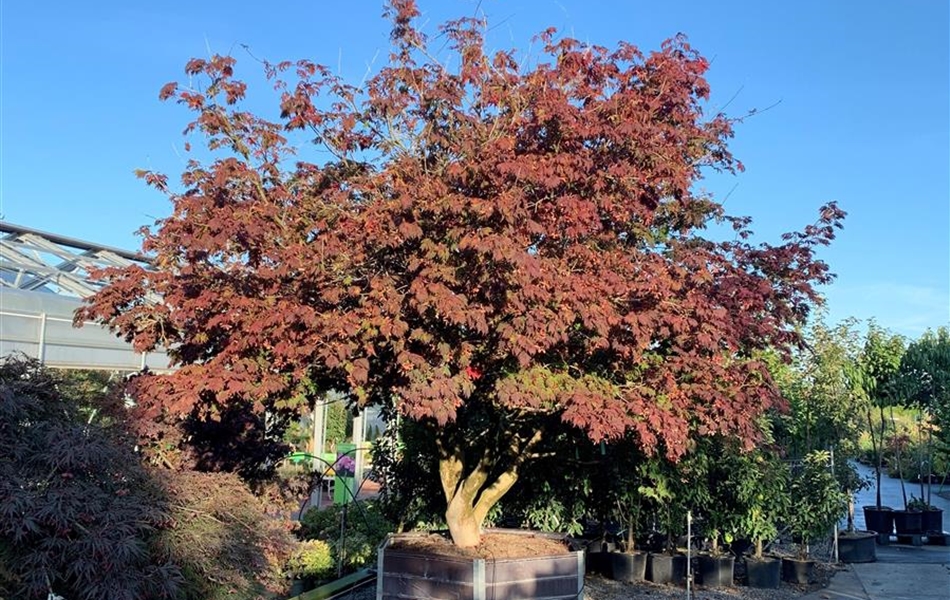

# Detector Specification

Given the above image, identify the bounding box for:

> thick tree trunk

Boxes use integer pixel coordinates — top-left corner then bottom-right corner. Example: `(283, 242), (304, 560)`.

(446, 492), (483, 547)
(437, 430), (542, 548)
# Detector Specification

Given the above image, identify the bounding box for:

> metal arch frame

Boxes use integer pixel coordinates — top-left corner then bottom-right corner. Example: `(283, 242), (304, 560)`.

(0, 221), (152, 297)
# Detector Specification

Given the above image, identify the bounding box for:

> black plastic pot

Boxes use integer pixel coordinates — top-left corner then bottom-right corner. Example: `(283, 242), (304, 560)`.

(893, 510), (923, 534)
(862, 505), (893, 536)
(289, 577), (315, 596)
(646, 553), (687, 585)
(745, 556), (781, 589)
(696, 554), (734, 588)
(838, 531), (877, 563)
(585, 541), (615, 575)
(781, 557), (814, 584)
(609, 551), (647, 583)
(922, 509), (944, 533)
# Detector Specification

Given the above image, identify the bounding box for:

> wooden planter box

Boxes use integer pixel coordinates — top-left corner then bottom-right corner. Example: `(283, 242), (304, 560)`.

(376, 530), (585, 600)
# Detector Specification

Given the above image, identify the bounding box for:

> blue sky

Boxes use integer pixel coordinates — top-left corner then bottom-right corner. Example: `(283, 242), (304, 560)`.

(2, 1), (947, 338)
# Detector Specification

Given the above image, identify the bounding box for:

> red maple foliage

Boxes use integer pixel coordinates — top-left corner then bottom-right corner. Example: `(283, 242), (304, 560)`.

(79, 0), (844, 546)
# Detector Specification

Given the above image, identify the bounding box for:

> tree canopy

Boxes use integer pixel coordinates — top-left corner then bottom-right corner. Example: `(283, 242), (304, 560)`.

(79, 0), (843, 546)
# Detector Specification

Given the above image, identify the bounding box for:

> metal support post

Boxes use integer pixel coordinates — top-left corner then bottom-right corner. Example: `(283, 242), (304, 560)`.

(353, 410), (365, 484)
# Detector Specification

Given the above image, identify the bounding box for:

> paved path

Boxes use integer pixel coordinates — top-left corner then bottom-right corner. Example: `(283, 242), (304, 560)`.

(800, 546), (949, 600)
(849, 462), (950, 527)
(799, 463), (950, 600)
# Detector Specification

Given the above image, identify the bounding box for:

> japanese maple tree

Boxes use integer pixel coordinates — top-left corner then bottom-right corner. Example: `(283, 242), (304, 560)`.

(79, 0), (844, 547)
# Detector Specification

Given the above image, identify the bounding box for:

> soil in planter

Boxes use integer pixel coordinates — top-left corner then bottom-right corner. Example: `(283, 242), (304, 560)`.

(388, 532), (570, 560)
(381, 531), (582, 600)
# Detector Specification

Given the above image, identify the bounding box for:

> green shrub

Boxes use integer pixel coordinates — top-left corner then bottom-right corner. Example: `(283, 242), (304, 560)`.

(298, 500), (393, 574)
(287, 540), (334, 580)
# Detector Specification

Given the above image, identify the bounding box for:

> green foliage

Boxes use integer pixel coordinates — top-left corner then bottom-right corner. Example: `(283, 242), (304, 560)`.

(899, 327), (950, 476)
(906, 495), (937, 511)
(324, 394), (350, 451)
(298, 500), (393, 574)
(854, 323), (906, 407)
(774, 319), (866, 460)
(372, 415), (446, 531)
(676, 439), (766, 555)
(637, 456), (689, 552)
(284, 418), (312, 452)
(602, 438), (649, 550)
(54, 368), (127, 421)
(515, 488), (587, 538)
(495, 431), (600, 538)
(787, 450), (848, 559)
(286, 540), (334, 580)
(852, 323), (907, 507)
(735, 452), (790, 557)
(897, 327), (950, 411)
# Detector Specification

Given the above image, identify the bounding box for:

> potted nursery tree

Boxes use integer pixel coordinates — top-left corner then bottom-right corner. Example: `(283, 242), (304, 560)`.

(691, 441), (743, 589)
(907, 496), (944, 535)
(740, 451), (789, 589)
(639, 457), (688, 586)
(784, 450), (848, 584)
(898, 329), (950, 535)
(606, 443), (649, 583)
(770, 319), (877, 562)
(608, 491), (649, 582)
(287, 540), (334, 595)
(854, 325), (905, 541)
(836, 461), (877, 563)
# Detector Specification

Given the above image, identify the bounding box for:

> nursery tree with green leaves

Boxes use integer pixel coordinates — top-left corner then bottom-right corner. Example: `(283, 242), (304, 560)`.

(80, 0), (844, 546)
(774, 318), (866, 459)
(899, 327), (950, 501)
(853, 324), (906, 508)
